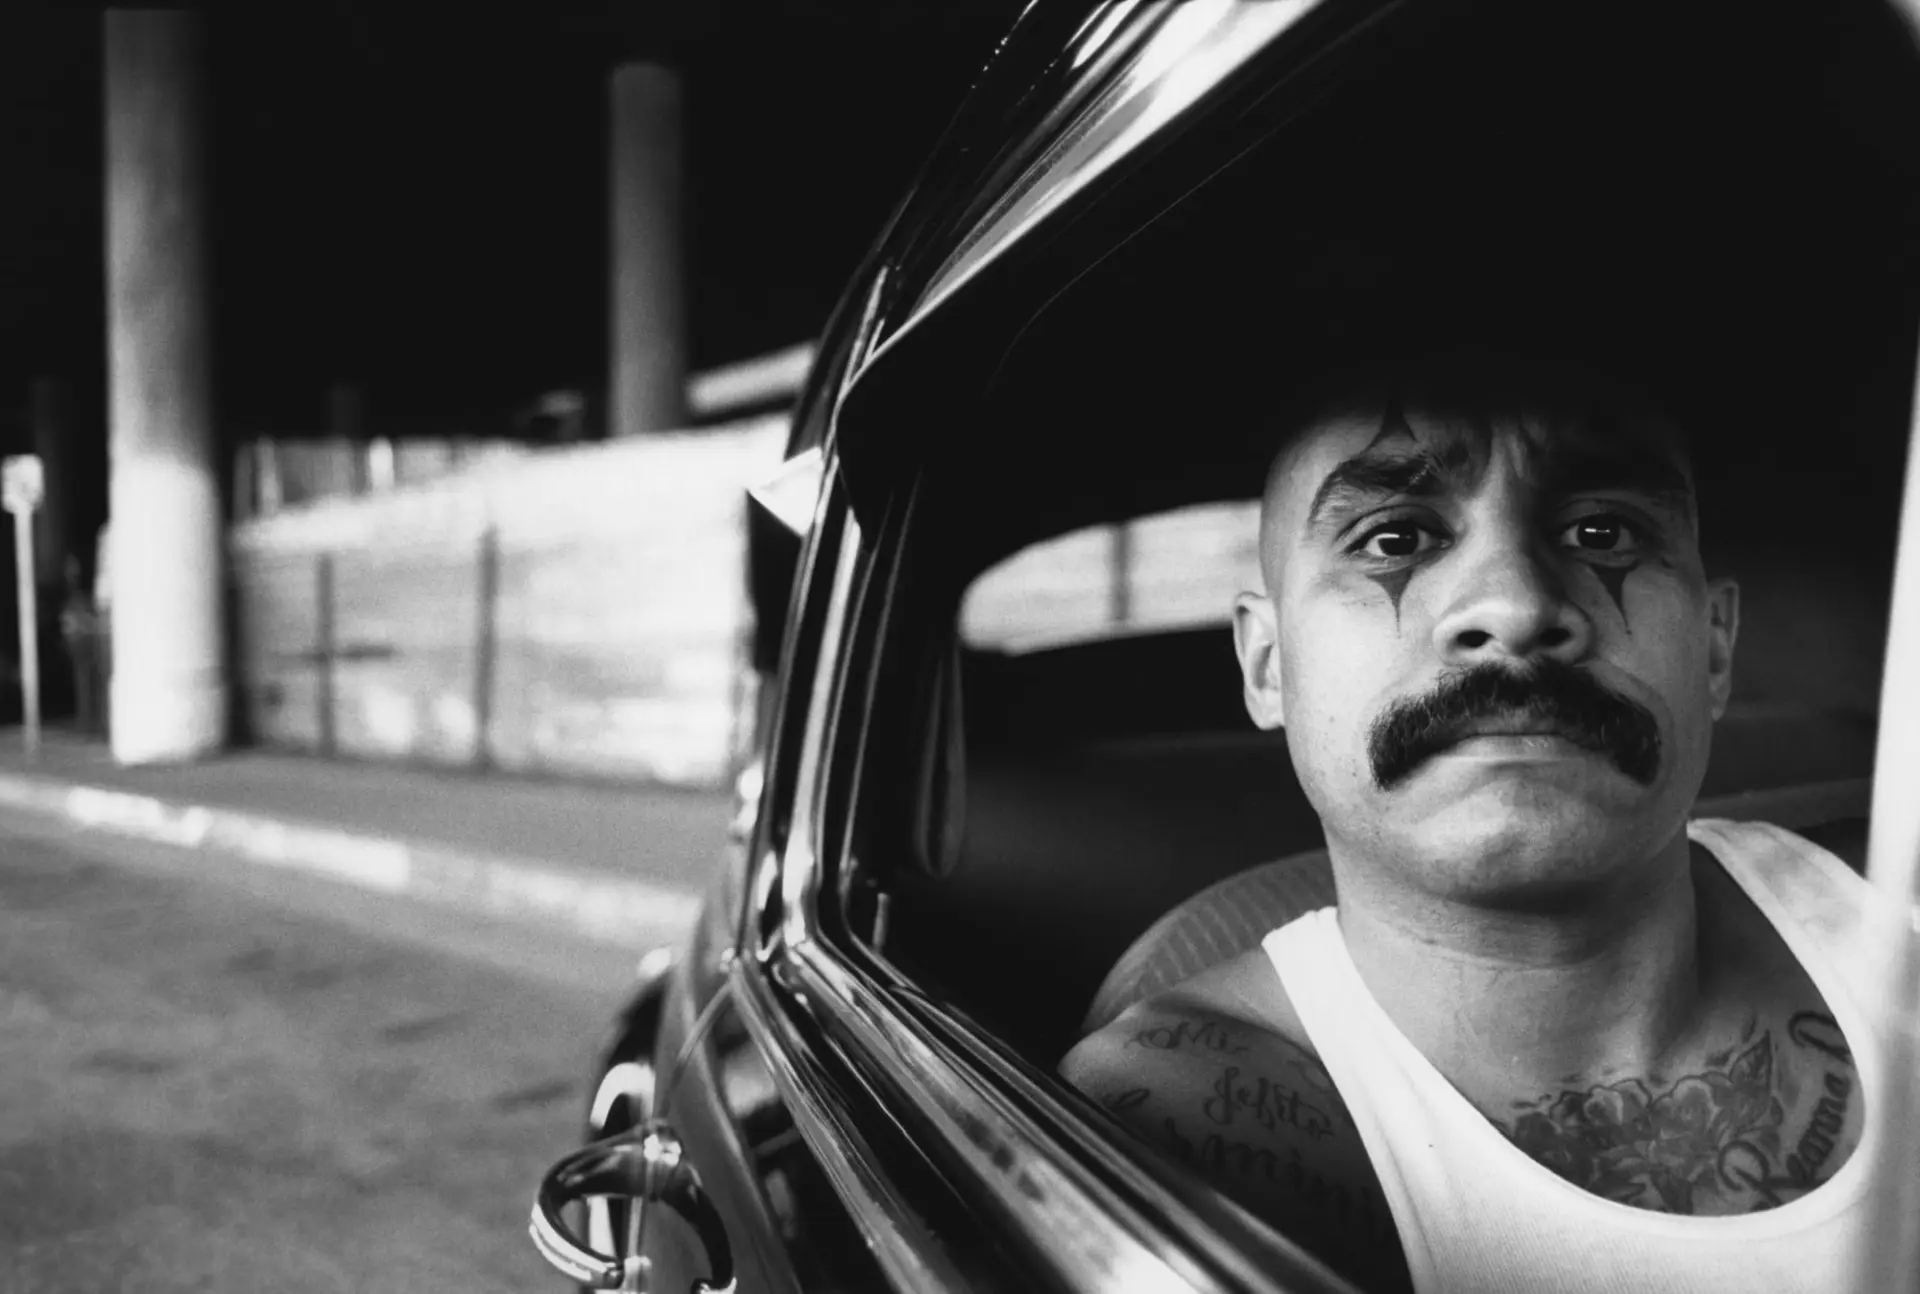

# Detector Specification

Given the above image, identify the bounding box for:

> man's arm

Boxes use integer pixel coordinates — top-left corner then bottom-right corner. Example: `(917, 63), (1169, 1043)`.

(1060, 997), (1410, 1292)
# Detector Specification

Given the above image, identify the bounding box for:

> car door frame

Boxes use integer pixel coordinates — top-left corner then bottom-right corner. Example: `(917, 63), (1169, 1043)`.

(714, 416), (1370, 1294)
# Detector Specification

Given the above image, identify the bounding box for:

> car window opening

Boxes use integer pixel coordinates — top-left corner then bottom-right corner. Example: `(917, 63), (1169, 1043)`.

(831, 13), (1910, 1089)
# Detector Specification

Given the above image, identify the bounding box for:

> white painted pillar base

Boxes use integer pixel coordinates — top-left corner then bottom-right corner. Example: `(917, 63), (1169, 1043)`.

(106, 459), (225, 763)
(104, 9), (227, 765)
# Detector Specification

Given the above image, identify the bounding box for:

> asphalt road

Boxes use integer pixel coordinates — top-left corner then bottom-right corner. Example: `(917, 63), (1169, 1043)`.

(0, 811), (668, 1294)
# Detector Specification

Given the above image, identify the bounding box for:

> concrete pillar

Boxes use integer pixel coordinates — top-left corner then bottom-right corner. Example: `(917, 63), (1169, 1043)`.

(609, 63), (688, 436)
(103, 9), (226, 763)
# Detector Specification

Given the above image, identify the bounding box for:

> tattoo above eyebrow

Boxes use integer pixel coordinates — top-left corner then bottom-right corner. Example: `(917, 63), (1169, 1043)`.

(1364, 396), (1419, 452)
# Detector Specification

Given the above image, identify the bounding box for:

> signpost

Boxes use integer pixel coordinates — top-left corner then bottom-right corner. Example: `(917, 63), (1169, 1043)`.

(4, 455), (44, 757)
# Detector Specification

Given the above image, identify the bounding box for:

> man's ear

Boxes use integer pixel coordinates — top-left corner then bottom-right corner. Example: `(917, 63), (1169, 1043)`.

(1705, 577), (1740, 721)
(1233, 591), (1287, 730)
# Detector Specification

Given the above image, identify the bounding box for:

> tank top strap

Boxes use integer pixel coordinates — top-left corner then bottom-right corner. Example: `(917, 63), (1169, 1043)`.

(1685, 818), (1899, 1021)
(1263, 908), (1445, 1290)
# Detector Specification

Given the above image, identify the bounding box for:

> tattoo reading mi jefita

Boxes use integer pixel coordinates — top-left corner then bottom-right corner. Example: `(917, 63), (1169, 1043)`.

(1127, 1017), (1250, 1055)
(1107, 1017), (1395, 1244)
(1488, 1011), (1856, 1213)
(1126, 1016), (1341, 1138)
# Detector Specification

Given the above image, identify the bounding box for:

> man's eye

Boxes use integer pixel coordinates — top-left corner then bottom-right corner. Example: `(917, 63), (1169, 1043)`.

(1355, 523), (1439, 560)
(1559, 515), (1639, 555)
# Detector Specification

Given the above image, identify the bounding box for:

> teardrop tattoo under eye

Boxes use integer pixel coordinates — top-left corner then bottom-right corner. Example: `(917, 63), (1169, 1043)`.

(1576, 517), (1661, 629)
(1365, 567), (1416, 626)
(1363, 553), (1637, 629)
(1348, 518), (1429, 626)
(1357, 528), (1647, 630)
(1593, 563), (1632, 626)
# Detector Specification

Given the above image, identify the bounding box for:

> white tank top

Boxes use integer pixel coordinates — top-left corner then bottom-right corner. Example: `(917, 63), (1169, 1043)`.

(1263, 819), (1894, 1294)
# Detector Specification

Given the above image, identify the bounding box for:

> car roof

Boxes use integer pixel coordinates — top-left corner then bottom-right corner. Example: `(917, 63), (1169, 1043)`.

(871, 0), (1332, 364)
(832, 0), (1920, 567)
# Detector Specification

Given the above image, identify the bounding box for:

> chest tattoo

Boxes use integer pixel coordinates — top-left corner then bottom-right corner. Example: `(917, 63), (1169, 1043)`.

(1485, 1012), (1857, 1214)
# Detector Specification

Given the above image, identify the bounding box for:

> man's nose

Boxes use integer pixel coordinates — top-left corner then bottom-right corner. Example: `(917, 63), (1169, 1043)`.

(1431, 532), (1593, 666)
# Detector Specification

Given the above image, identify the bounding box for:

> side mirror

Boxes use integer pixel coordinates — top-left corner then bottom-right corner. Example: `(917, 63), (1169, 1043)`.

(530, 1120), (736, 1294)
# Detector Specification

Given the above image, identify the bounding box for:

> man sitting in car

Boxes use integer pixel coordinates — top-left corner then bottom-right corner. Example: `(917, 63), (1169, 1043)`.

(1061, 347), (1883, 1294)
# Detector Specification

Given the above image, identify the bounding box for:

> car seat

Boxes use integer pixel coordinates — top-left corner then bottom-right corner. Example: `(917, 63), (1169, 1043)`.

(1080, 777), (1873, 1035)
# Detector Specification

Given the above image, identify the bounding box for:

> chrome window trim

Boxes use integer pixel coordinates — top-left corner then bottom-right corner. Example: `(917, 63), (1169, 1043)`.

(723, 475), (973, 1288)
(777, 503), (864, 953)
(893, 985), (1359, 1292)
(788, 939), (1332, 1294)
(734, 465), (844, 962)
(725, 391), (979, 1285)
(728, 953), (974, 1291)
(789, 259), (893, 457)
(904, 0), (1176, 318)
(866, 0), (1334, 370)
(739, 260), (894, 965)
(784, 937), (1358, 1294)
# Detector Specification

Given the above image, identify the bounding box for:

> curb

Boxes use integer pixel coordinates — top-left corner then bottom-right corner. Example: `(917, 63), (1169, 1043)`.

(0, 770), (704, 948)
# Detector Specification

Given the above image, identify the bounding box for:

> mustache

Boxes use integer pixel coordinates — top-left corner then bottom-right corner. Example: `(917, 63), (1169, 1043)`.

(1368, 660), (1662, 790)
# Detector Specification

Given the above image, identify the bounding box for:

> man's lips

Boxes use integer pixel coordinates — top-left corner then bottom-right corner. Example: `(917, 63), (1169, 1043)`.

(1459, 712), (1569, 736)
(1443, 733), (1587, 750)
(1439, 715), (1597, 751)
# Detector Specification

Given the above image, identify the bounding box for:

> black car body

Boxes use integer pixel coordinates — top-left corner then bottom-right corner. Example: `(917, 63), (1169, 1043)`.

(532, 2), (1920, 1290)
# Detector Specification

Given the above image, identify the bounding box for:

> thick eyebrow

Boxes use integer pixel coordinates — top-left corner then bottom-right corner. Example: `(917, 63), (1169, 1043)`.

(1542, 446), (1696, 519)
(1304, 443), (1470, 532)
(1302, 439), (1696, 534)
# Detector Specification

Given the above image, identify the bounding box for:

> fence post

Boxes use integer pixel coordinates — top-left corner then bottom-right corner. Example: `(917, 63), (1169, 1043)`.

(316, 551), (335, 755)
(231, 441), (252, 524)
(255, 439), (283, 515)
(472, 525), (499, 770)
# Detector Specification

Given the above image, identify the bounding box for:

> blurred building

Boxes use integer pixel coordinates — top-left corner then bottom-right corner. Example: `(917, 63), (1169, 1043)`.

(222, 347), (805, 789)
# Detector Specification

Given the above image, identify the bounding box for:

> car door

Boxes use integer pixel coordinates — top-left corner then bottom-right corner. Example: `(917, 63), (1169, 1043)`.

(528, 478), (937, 1294)
(635, 472), (917, 1294)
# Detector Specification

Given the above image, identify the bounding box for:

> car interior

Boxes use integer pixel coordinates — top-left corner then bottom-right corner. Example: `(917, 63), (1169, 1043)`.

(833, 0), (1920, 1070)
(874, 535), (1887, 1066)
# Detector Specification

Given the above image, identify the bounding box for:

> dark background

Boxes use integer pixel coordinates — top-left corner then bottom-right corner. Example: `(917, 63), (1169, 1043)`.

(0, 2), (1028, 442)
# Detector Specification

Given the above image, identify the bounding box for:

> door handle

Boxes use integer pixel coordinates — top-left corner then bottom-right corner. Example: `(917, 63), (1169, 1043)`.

(530, 1119), (737, 1294)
